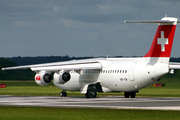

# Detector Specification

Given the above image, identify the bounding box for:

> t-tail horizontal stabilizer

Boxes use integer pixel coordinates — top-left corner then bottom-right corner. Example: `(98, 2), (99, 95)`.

(125, 16), (179, 64)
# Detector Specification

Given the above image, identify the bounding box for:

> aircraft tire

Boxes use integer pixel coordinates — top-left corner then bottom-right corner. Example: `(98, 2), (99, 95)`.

(85, 90), (91, 98)
(91, 90), (97, 98)
(60, 92), (63, 97)
(130, 92), (136, 98)
(64, 92), (67, 97)
(124, 92), (130, 98)
(60, 92), (67, 97)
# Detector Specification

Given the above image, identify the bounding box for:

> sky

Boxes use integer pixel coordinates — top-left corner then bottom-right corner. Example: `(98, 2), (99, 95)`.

(1, 0), (180, 58)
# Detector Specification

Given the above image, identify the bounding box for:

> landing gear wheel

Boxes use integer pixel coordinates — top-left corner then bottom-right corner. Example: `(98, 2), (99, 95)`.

(124, 92), (130, 98)
(91, 90), (97, 98)
(85, 90), (91, 98)
(130, 92), (136, 98)
(60, 92), (67, 97)
(85, 90), (97, 98)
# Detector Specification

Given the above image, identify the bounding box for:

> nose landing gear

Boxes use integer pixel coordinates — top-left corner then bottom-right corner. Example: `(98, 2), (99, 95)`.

(60, 91), (67, 97)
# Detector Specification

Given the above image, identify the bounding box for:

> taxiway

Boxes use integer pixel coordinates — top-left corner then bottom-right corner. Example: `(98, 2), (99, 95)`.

(0, 96), (180, 110)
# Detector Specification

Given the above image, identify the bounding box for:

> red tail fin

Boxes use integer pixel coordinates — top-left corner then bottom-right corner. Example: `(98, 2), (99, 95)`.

(144, 17), (177, 58)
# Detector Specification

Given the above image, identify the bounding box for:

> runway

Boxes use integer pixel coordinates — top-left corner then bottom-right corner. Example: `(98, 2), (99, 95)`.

(0, 95), (180, 110)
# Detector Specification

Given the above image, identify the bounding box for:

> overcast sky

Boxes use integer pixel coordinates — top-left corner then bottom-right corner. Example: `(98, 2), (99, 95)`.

(1, 0), (180, 58)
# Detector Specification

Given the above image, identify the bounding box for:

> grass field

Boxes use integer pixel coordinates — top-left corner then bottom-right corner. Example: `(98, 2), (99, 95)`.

(0, 107), (180, 120)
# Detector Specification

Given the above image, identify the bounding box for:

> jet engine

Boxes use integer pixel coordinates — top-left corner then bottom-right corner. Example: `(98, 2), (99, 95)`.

(35, 72), (53, 86)
(54, 72), (71, 84)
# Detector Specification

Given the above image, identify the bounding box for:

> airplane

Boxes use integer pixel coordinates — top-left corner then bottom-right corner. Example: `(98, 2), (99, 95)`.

(2, 16), (180, 98)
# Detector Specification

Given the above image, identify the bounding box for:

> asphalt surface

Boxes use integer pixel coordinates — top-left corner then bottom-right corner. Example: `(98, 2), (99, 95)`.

(0, 95), (180, 110)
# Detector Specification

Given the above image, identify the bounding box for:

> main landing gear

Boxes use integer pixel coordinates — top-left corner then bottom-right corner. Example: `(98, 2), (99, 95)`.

(85, 90), (97, 98)
(85, 83), (102, 98)
(60, 91), (67, 97)
(124, 92), (136, 98)
(59, 83), (103, 98)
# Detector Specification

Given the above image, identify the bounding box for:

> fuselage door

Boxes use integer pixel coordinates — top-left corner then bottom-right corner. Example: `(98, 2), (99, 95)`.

(129, 62), (137, 81)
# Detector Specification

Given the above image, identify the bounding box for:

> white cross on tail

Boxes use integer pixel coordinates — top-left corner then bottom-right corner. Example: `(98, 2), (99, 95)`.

(157, 31), (168, 52)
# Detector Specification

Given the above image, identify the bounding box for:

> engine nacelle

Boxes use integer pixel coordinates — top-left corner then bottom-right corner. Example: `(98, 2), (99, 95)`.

(54, 72), (71, 84)
(35, 72), (53, 86)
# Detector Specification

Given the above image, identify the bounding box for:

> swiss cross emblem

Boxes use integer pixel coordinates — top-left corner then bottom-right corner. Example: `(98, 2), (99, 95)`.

(157, 31), (168, 52)
(36, 75), (41, 81)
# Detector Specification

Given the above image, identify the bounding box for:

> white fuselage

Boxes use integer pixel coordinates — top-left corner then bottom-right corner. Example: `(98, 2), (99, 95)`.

(53, 57), (169, 93)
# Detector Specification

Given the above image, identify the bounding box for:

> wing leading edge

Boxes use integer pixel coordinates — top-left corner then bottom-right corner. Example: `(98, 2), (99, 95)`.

(3, 59), (180, 71)
(2, 59), (102, 72)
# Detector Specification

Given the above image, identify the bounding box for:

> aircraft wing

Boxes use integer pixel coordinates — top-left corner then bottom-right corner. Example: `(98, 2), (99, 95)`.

(2, 59), (102, 72)
(169, 62), (180, 69)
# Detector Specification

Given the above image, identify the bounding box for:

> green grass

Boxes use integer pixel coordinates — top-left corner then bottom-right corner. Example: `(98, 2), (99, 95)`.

(0, 107), (179, 120)
(138, 77), (180, 97)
